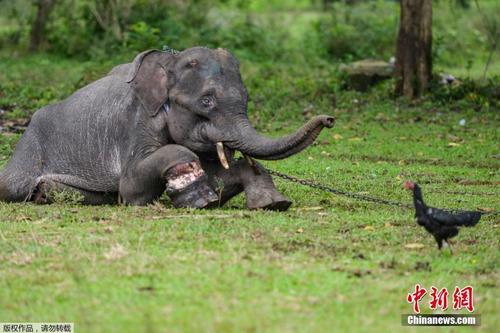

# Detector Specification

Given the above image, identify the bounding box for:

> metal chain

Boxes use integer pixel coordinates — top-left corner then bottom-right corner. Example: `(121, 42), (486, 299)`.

(266, 168), (500, 216)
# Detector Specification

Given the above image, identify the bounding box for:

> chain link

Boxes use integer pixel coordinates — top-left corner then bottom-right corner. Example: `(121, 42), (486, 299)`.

(266, 168), (500, 216)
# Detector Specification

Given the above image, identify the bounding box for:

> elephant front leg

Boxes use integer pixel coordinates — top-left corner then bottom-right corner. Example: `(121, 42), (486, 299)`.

(202, 158), (292, 211)
(120, 144), (218, 208)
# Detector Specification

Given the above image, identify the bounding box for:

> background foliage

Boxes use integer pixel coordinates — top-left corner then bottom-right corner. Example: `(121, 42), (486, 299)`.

(0, 0), (499, 120)
(0, 0), (499, 65)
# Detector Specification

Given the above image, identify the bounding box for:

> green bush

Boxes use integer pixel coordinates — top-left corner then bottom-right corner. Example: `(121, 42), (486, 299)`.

(431, 1), (499, 69)
(1, 0), (498, 80)
(315, 1), (399, 61)
(126, 21), (162, 51)
(23, 0), (288, 61)
(428, 76), (500, 111)
(0, 0), (31, 50)
(45, 1), (98, 57)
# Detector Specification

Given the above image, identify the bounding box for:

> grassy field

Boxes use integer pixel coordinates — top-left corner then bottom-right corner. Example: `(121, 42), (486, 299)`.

(0, 49), (499, 333)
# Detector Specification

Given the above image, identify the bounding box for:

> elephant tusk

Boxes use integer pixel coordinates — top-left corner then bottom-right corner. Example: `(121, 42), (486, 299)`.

(243, 154), (261, 175)
(216, 142), (230, 169)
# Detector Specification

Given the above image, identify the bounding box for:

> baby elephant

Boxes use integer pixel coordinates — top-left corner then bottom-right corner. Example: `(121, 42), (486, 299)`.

(0, 47), (334, 210)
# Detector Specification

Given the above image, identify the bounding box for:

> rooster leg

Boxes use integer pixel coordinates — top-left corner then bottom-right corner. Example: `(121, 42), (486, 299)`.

(435, 236), (443, 250)
(442, 240), (453, 255)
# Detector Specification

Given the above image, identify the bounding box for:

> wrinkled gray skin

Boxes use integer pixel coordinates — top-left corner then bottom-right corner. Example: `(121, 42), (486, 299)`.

(0, 47), (334, 210)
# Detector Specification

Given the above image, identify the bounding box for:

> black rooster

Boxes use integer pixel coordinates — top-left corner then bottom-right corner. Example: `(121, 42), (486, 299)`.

(404, 181), (482, 251)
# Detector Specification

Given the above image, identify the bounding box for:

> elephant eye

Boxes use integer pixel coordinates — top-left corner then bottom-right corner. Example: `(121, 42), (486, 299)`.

(200, 96), (214, 108)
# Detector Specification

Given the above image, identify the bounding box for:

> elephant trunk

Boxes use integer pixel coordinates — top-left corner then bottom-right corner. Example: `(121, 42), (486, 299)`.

(215, 115), (335, 161)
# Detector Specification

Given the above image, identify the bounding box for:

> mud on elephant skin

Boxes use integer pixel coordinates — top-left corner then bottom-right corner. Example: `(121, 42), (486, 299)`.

(0, 47), (335, 210)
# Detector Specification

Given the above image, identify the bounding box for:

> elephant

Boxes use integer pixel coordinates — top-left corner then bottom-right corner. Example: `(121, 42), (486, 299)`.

(0, 47), (334, 210)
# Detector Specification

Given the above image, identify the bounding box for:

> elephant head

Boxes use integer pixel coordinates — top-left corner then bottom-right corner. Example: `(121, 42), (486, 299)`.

(127, 47), (335, 168)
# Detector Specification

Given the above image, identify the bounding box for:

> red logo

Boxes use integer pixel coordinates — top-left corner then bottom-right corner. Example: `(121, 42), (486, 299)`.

(407, 284), (427, 313)
(429, 286), (448, 311)
(453, 286), (474, 312)
(407, 285), (474, 313)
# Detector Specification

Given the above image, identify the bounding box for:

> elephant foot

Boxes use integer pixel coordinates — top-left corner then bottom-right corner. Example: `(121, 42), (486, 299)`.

(170, 180), (219, 209)
(246, 189), (292, 211)
(262, 198), (292, 211)
(166, 162), (219, 209)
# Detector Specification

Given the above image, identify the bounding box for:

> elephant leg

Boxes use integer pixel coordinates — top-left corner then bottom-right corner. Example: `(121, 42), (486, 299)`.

(33, 177), (117, 205)
(202, 158), (292, 211)
(119, 144), (218, 208)
(200, 160), (244, 207)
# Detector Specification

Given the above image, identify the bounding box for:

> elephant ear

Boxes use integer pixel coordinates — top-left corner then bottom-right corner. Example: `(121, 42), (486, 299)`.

(126, 50), (173, 117)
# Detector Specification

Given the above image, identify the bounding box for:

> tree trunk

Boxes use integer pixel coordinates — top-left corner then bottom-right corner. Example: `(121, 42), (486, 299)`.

(395, 0), (432, 99)
(29, 0), (57, 52)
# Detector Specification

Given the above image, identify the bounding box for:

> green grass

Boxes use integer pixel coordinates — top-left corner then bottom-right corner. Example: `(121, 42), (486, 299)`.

(0, 50), (499, 333)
